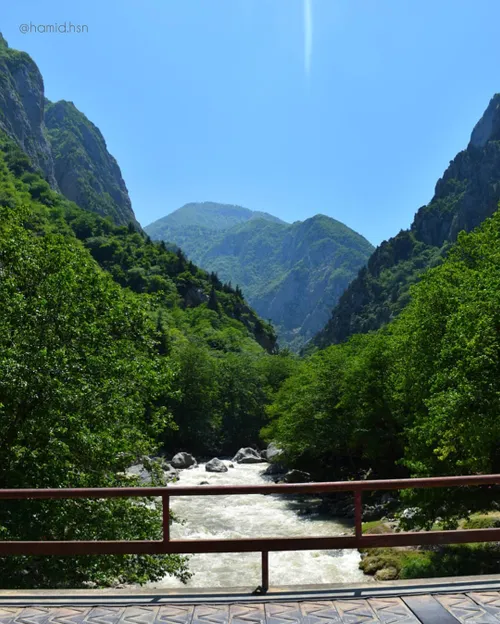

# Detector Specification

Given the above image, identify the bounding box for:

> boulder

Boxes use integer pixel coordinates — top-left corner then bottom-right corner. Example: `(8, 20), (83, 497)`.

(164, 463), (179, 482)
(279, 469), (312, 483)
(171, 452), (197, 469)
(125, 463), (151, 483)
(232, 447), (264, 464)
(262, 463), (286, 476)
(205, 458), (228, 473)
(266, 442), (283, 461)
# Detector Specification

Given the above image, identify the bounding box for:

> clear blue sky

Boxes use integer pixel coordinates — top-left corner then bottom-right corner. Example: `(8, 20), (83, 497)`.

(2, 0), (500, 245)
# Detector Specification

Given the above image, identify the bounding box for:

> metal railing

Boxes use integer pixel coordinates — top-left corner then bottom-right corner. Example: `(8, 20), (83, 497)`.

(1, 474), (500, 592)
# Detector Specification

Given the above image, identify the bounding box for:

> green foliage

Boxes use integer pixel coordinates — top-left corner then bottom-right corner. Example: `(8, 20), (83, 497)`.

(0, 146), (189, 587)
(0, 133), (281, 587)
(361, 544), (500, 581)
(270, 206), (500, 530)
(146, 206), (373, 350)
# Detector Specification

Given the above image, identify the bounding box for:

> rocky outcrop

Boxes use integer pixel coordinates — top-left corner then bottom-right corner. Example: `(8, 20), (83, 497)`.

(0, 34), (140, 229)
(171, 452), (197, 469)
(44, 100), (140, 227)
(232, 447), (264, 464)
(312, 93), (500, 349)
(0, 34), (57, 188)
(205, 458), (228, 473)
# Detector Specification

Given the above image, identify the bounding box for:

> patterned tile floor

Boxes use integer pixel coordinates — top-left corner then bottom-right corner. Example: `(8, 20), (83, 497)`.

(2, 593), (500, 624)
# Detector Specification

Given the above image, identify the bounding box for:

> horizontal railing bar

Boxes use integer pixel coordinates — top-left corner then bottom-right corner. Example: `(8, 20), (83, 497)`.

(360, 528), (500, 548)
(2, 528), (500, 556)
(1, 474), (500, 499)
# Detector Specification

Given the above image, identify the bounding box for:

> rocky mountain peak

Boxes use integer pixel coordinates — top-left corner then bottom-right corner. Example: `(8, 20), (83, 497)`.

(469, 94), (500, 148)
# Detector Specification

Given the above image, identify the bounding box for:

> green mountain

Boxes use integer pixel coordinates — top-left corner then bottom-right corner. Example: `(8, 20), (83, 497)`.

(0, 33), (57, 188)
(311, 94), (500, 349)
(0, 34), (138, 227)
(44, 99), (140, 228)
(146, 205), (374, 349)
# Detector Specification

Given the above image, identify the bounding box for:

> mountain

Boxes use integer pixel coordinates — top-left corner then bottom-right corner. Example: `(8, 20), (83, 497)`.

(44, 100), (139, 228)
(0, 35), (275, 353)
(311, 94), (500, 350)
(0, 33), (57, 188)
(146, 204), (373, 349)
(145, 201), (283, 257)
(0, 34), (138, 227)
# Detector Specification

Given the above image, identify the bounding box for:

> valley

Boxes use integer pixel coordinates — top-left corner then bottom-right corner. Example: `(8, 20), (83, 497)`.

(1, 28), (500, 591)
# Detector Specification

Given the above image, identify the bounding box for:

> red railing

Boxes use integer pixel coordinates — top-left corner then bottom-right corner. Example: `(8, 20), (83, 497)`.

(1, 474), (500, 592)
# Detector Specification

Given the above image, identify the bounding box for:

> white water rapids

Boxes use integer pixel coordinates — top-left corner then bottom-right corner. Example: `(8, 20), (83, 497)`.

(151, 461), (368, 589)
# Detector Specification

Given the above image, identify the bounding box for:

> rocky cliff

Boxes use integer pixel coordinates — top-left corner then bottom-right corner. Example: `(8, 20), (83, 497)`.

(0, 33), (138, 228)
(0, 34), (57, 188)
(44, 100), (139, 227)
(311, 94), (500, 349)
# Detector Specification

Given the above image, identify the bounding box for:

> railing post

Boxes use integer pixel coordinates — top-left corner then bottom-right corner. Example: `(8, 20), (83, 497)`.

(162, 494), (170, 545)
(261, 550), (269, 593)
(354, 490), (362, 540)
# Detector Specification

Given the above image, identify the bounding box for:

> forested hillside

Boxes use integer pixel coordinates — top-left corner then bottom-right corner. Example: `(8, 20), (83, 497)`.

(0, 129), (295, 586)
(312, 94), (500, 349)
(147, 204), (373, 349)
(267, 205), (500, 528)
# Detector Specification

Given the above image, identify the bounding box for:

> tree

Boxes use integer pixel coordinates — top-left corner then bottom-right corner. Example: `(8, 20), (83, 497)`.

(0, 176), (188, 587)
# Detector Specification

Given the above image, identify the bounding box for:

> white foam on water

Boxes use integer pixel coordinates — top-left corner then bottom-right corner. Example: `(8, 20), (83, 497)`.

(152, 461), (368, 588)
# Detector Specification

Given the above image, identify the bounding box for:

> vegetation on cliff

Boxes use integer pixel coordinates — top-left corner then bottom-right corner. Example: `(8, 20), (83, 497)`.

(146, 204), (373, 349)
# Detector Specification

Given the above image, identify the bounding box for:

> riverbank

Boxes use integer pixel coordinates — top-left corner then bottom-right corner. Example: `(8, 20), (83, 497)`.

(359, 514), (500, 581)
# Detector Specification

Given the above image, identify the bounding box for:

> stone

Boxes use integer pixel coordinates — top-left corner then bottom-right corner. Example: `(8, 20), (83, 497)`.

(232, 447), (264, 464)
(205, 458), (228, 473)
(163, 463), (179, 482)
(279, 469), (312, 483)
(171, 452), (197, 469)
(262, 463), (286, 476)
(266, 442), (283, 461)
(198, 481), (209, 485)
(125, 463), (151, 483)
(374, 566), (399, 581)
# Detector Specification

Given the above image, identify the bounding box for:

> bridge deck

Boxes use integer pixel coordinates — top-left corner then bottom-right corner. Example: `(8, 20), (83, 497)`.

(1, 594), (500, 624)
(3, 577), (500, 624)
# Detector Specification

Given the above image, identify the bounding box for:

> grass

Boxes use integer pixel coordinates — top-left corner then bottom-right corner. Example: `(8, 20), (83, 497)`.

(362, 519), (395, 534)
(359, 513), (500, 580)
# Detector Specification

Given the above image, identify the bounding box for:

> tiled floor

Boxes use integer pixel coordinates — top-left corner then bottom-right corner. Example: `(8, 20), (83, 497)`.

(2, 593), (500, 624)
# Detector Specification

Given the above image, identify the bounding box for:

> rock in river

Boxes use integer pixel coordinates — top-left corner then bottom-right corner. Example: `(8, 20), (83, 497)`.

(205, 458), (228, 473)
(171, 452), (197, 469)
(262, 462), (286, 476)
(265, 442), (283, 461)
(279, 469), (312, 483)
(232, 447), (264, 464)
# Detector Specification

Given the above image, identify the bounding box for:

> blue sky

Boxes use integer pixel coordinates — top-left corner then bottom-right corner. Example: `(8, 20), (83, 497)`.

(2, 0), (500, 245)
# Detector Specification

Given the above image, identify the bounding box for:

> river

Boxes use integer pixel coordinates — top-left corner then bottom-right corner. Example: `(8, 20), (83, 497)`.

(151, 460), (368, 589)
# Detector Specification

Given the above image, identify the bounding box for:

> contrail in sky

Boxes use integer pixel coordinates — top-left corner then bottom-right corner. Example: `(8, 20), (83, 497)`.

(304, 0), (313, 76)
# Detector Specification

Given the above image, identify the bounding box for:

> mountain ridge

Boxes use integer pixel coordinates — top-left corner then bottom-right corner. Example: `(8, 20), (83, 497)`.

(311, 93), (500, 350)
(0, 33), (139, 228)
(146, 203), (373, 349)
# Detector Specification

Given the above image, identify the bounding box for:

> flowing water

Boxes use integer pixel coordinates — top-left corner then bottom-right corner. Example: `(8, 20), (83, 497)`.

(152, 461), (368, 589)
